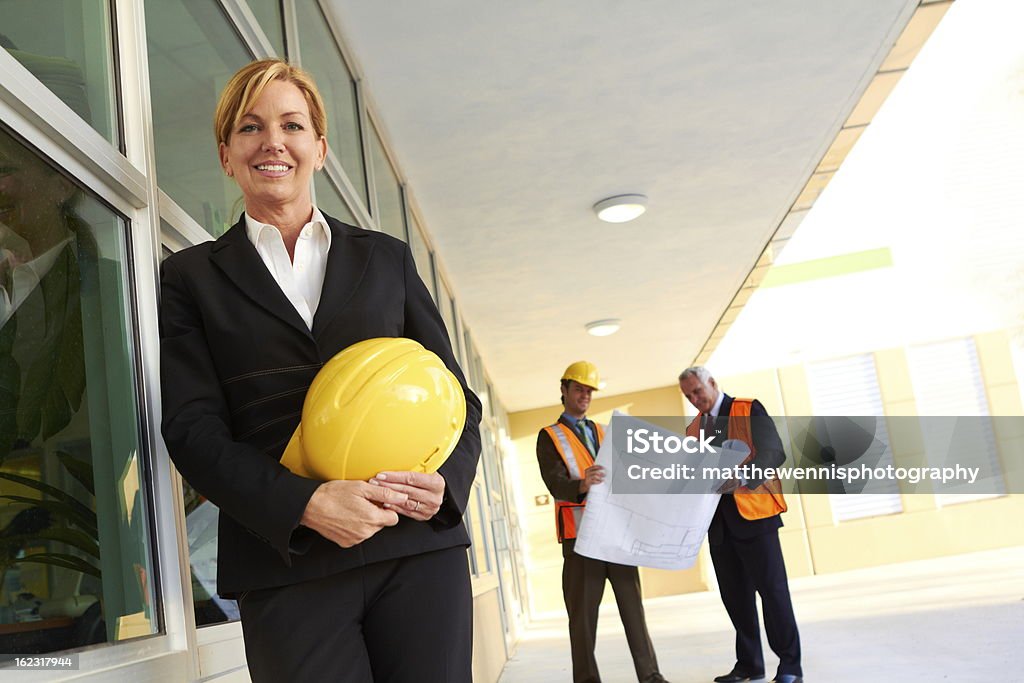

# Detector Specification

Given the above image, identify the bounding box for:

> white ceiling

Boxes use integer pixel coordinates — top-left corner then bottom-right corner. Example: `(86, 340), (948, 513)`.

(324, 0), (918, 411)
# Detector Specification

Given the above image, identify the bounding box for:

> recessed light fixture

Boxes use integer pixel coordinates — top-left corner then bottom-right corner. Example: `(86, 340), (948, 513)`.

(586, 319), (621, 337)
(593, 194), (648, 223)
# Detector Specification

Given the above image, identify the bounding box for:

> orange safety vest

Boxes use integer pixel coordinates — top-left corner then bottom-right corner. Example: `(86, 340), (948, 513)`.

(543, 421), (605, 542)
(686, 398), (787, 521)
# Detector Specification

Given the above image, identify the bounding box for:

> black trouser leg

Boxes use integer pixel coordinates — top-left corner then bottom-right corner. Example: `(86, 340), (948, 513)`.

(239, 570), (373, 683)
(364, 547), (473, 682)
(239, 546), (472, 683)
(710, 538), (764, 676)
(733, 533), (802, 678)
(563, 552), (607, 683)
(607, 562), (659, 681)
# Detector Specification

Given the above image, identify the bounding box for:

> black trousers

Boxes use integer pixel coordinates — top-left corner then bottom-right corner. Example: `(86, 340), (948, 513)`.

(562, 546), (660, 683)
(239, 546), (472, 683)
(710, 528), (801, 678)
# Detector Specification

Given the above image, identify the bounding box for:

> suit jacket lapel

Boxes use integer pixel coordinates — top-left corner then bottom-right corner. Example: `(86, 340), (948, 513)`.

(209, 216), (311, 338)
(312, 215), (375, 340)
(717, 394), (734, 435)
(720, 394), (733, 419)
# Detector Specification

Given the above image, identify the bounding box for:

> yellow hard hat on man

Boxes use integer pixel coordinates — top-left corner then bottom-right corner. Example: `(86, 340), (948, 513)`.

(561, 361), (600, 390)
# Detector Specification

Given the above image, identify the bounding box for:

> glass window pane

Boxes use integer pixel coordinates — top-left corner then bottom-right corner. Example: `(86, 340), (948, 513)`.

(145, 0), (254, 237)
(484, 379), (495, 421)
(294, 3), (368, 210)
(436, 279), (461, 363)
(0, 127), (158, 654)
(407, 216), (436, 302)
(245, 0), (285, 56)
(1, 0), (120, 146)
(465, 338), (483, 392)
(367, 121), (405, 241)
(476, 348), (486, 396)
(158, 224), (239, 628)
(182, 481), (238, 626)
(468, 481), (490, 575)
(314, 173), (356, 225)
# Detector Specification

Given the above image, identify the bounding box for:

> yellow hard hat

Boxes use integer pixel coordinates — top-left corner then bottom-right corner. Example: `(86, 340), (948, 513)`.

(280, 337), (466, 482)
(561, 361), (600, 390)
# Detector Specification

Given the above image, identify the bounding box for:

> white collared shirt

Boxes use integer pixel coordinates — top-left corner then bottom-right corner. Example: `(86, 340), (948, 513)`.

(244, 208), (331, 330)
(0, 237), (73, 328)
(709, 390), (725, 418)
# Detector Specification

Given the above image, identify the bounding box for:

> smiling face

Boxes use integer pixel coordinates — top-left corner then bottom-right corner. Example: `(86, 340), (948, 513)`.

(679, 374), (720, 415)
(218, 79), (326, 222)
(561, 380), (593, 418)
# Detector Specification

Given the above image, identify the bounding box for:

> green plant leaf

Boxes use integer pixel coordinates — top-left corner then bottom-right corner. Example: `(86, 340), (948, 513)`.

(55, 449), (94, 495)
(0, 471), (96, 527)
(14, 552), (100, 578)
(0, 526), (100, 559)
(0, 495), (97, 537)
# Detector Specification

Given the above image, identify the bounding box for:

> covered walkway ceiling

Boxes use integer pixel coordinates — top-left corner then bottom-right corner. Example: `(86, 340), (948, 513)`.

(325, 0), (931, 411)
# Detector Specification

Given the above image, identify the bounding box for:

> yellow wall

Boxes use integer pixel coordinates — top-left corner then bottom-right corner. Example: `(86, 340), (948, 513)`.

(505, 332), (1024, 618)
(508, 385), (709, 616)
(767, 331), (1024, 575)
(472, 589), (507, 683)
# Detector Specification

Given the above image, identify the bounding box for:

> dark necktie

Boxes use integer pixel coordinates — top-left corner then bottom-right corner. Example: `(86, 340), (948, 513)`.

(703, 413), (716, 437)
(576, 419), (596, 457)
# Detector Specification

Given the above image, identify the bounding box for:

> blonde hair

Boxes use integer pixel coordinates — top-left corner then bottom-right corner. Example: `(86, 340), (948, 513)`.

(213, 59), (327, 146)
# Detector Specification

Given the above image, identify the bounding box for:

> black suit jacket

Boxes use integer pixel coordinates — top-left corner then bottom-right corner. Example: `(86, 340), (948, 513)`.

(707, 395), (786, 543)
(536, 415), (599, 558)
(159, 213), (482, 596)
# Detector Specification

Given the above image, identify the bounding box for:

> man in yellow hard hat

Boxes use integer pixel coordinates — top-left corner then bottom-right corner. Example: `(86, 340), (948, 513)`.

(536, 361), (669, 683)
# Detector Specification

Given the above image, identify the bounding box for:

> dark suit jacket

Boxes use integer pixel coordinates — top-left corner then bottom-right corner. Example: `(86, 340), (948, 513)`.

(707, 394), (786, 543)
(159, 213), (482, 596)
(536, 415), (599, 558)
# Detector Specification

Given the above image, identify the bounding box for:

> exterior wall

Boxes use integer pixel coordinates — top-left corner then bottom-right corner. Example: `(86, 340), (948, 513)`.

(740, 331), (1024, 577)
(508, 331), (1024, 616)
(509, 385), (709, 617)
(0, 2), (518, 680)
(472, 589), (508, 683)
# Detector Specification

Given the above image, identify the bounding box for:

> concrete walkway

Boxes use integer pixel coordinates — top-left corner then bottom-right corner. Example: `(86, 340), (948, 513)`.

(498, 547), (1024, 682)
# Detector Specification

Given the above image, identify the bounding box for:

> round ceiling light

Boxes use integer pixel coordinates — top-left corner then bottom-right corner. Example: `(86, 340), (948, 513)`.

(593, 194), (648, 223)
(585, 319), (621, 337)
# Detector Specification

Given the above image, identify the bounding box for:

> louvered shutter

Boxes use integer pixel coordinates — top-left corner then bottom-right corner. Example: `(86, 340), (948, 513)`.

(806, 354), (903, 521)
(907, 338), (1004, 506)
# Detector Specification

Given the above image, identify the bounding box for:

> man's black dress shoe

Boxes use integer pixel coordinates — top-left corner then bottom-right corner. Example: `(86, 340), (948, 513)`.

(772, 676), (802, 683)
(713, 670), (764, 682)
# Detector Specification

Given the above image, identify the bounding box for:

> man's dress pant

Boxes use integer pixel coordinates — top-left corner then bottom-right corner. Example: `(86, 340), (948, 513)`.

(562, 540), (660, 683)
(710, 524), (802, 678)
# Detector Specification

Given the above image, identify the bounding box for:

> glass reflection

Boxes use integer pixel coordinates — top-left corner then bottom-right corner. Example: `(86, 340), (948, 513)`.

(314, 172), (357, 226)
(0, 0), (120, 146)
(295, 2), (368, 209)
(245, 0), (286, 56)
(182, 481), (237, 625)
(0, 128), (156, 657)
(368, 122), (406, 241)
(407, 216), (437, 302)
(145, 0), (253, 236)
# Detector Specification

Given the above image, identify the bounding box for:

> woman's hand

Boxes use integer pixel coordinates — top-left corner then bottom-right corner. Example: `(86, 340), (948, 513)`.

(371, 471), (446, 521)
(300, 480), (408, 548)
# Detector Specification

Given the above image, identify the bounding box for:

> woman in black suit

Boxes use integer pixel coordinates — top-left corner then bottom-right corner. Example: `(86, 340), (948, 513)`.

(159, 59), (481, 683)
